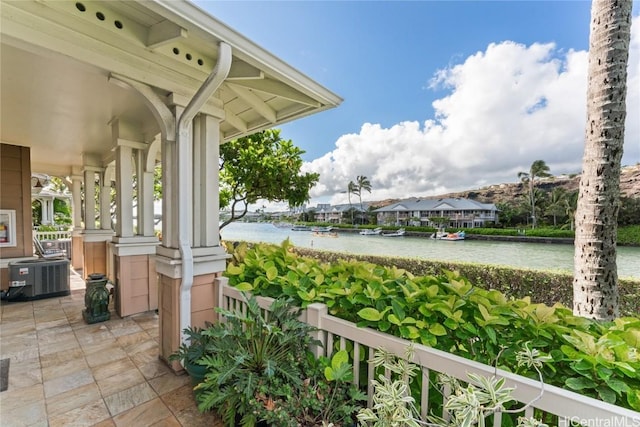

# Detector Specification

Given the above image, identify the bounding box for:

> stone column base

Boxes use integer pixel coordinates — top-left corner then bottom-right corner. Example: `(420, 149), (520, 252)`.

(156, 247), (229, 372)
(81, 230), (114, 277)
(111, 238), (159, 317)
(71, 234), (84, 270)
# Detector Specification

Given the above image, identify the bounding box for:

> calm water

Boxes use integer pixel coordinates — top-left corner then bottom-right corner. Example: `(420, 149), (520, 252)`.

(221, 222), (640, 279)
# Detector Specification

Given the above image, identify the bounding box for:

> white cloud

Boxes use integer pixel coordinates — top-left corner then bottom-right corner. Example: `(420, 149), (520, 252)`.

(303, 17), (640, 208)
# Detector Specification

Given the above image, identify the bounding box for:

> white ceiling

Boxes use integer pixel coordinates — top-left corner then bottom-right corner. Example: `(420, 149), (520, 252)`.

(1, 43), (158, 172)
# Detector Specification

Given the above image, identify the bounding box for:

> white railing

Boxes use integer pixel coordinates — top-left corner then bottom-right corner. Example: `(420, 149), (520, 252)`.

(34, 230), (72, 240)
(217, 279), (639, 426)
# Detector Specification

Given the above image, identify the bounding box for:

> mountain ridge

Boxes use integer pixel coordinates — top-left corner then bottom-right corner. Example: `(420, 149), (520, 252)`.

(370, 164), (640, 208)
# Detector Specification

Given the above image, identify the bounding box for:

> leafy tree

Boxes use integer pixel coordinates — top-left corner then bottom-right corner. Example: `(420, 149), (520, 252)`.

(53, 198), (72, 226)
(618, 197), (640, 226)
(544, 187), (567, 227)
(349, 175), (372, 224)
(494, 203), (514, 227)
(347, 181), (357, 224)
(355, 175), (372, 212)
(517, 160), (551, 228)
(300, 208), (316, 223)
(342, 207), (356, 225)
(562, 190), (579, 231)
(508, 194), (536, 227)
(219, 129), (319, 229)
(573, 0), (632, 320)
(430, 216), (450, 229)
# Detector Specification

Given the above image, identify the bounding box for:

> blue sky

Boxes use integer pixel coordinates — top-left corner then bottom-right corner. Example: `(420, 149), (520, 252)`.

(195, 1), (639, 208)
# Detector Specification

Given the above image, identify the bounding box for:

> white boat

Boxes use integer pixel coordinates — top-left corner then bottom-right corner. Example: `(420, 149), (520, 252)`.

(273, 222), (293, 229)
(359, 227), (382, 235)
(381, 228), (405, 237)
(437, 231), (466, 241)
(312, 226), (333, 233)
(291, 225), (310, 231)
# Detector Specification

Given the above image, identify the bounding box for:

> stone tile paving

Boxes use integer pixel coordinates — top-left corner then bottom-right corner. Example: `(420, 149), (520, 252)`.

(0, 268), (223, 427)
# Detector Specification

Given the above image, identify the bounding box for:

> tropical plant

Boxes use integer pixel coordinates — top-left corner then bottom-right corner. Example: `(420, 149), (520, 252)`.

(357, 344), (550, 427)
(618, 197), (640, 226)
(517, 160), (551, 229)
(347, 176), (373, 224)
(194, 293), (364, 426)
(573, 0), (633, 320)
(494, 202), (520, 227)
(544, 187), (567, 227)
(355, 175), (372, 214)
(348, 180), (357, 223)
(255, 350), (366, 426)
(356, 346), (422, 427)
(562, 190), (579, 231)
(167, 325), (214, 385)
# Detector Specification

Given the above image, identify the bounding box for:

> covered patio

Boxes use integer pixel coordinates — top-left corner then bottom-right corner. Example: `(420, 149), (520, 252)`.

(1, 0), (341, 376)
(0, 269), (223, 426)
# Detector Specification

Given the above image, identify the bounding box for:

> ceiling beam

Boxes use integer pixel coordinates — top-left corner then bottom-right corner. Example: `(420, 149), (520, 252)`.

(222, 108), (248, 134)
(147, 20), (187, 49)
(227, 61), (263, 80)
(225, 83), (276, 123)
(227, 78), (320, 106)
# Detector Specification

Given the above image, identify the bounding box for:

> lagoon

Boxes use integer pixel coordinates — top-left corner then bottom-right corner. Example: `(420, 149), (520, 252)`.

(221, 222), (640, 279)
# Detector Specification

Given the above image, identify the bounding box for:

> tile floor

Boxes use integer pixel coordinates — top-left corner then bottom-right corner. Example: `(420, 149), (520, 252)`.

(0, 268), (223, 427)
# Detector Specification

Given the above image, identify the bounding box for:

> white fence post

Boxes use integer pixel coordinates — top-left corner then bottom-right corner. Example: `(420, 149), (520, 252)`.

(304, 302), (328, 358)
(215, 276), (228, 321)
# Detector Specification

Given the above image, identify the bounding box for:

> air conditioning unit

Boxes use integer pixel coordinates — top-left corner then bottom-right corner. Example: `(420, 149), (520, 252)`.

(5, 259), (70, 301)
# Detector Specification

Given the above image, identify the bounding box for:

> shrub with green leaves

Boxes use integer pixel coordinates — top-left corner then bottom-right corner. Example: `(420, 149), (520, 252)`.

(291, 248), (639, 318)
(195, 293), (364, 426)
(224, 240), (640, 412)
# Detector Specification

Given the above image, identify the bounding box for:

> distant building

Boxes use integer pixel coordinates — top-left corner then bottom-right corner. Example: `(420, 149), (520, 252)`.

(372, 198), (499, 228)
(314, 203), (368, 224)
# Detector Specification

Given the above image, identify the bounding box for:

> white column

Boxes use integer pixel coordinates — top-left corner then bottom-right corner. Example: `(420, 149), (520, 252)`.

(193, 113), (220, 247)
(100, 166), (113, 231)
(84, 169), (96, 230)
(161, 105), (184, 249)
(115, 145), (134, 237)
(71, 174), (83, 230)
(141, 168), (154, 237)
(136, 149), (155, 237)
(192, 116), (202, 248)
(40, 198), (53, 225)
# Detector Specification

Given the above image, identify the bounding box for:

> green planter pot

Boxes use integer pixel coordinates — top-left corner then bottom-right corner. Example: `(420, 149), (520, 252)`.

(185, 360), (207, 386)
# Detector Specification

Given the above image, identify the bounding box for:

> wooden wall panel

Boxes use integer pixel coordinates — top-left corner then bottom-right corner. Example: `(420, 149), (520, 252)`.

(191, 273), (218, 327)
(84, 241), (107, 276)
(0, 144), (33, 259)
(158, 274), (181, 372)
(114, 254), (159, 317)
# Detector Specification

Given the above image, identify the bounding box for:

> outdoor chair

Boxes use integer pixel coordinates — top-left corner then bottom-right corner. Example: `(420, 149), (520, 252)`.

(33, 236), (67, 259)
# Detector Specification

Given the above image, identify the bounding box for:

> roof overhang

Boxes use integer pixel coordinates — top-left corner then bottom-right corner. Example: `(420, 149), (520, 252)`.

(1, 0), (342, 177)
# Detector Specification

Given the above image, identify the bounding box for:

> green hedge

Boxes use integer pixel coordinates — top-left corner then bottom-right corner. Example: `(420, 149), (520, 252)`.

(618, 225), (640, 246)
(292, 247), (640, 318)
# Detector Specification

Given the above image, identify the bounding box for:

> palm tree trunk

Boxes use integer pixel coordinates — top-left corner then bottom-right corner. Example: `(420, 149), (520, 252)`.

(573, 0), (632, 320)
(529, 180), (536, 228)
